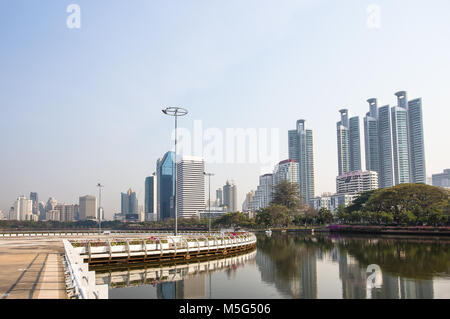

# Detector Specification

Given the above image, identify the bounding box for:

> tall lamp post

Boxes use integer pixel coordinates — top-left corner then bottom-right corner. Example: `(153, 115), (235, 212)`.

(204, 172), (215, 235)
(97, 183), (104, 235)
(162, 107), (188, 236)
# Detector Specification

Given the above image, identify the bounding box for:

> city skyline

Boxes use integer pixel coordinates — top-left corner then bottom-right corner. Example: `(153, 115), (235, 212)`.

(2, 1), (450, 219)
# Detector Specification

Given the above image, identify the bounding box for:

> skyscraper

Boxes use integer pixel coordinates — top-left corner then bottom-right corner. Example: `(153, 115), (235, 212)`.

(377, 105), (394, 188)
(336, 109), (361, 176)
(364, 91), (426, 188)
(30, 192), (38, 216)
(364, 99), (380, 175)
(273, 159), (299, 187)
(248, 174), (273, 212)
(216, 188), (223, 207)
(176, 156), (205, 219)
(288, 119), (315, 204)
(223, 180), (237, 212)
(145, 174), (157, 221)
(55, 204), (75, 222)
(408, 98), (426, 184)
(13, 196), (33, 221)
(156, 151), (175, 221)
(391, 105), (410, 185)
(79, 195), (97, 221)
(121, 188), (138, 214)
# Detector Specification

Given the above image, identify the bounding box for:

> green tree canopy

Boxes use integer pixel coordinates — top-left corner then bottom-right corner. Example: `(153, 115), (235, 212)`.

(271, 180), (302, 211)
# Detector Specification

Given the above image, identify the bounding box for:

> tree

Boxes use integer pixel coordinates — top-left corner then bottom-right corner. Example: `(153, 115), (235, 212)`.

(256, 204), (290, 228)
(317, 208), (334, 225)
(346, 190), (376, 214)
(271, 181), (302, 212)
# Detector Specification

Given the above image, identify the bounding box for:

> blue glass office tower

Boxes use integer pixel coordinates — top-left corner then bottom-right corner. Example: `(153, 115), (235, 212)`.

(156, 151), (175, 221)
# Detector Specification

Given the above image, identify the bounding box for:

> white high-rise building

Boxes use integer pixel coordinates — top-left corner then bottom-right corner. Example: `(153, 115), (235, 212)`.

(336, 109), (362, 176)
(336, 170), (379, 195)
(13, 196), (33, 221)
(79, 195), (97, 221)
(176, 156), (205, 219)
(249, 174), (273, 212)
(273, 159), (299, 187)
(364, 91), (426, 188)
(288, 119), (315, 204)
(392, 93), (410, 185)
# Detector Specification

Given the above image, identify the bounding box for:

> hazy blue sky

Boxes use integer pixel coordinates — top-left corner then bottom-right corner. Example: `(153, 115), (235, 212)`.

(1, 0), (450, 218)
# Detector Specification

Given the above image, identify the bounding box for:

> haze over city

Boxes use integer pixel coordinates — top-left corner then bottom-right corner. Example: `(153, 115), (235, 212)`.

(1, 0), (450, 219)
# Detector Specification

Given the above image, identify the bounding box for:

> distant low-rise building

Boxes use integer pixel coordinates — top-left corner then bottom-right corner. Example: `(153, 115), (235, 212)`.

(46, 210), (61, 221)
(311, 194), (358, 213)
(55, 204), (76, 222)
(199, 206), (227, 219)
(432, 169), (450, 188)
(336, 170), (378, 195)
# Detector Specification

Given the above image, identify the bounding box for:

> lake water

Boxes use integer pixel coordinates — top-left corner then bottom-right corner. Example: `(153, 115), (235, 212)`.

(96, 233), (450, 299)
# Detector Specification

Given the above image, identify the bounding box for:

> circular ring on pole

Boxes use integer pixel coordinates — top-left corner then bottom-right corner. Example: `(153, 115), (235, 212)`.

(162, 107), (188, 117)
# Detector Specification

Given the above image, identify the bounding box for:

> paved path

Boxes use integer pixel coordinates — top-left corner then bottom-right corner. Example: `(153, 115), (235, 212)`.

(0, 234), (157, 299)
(0, 238), (67, 299)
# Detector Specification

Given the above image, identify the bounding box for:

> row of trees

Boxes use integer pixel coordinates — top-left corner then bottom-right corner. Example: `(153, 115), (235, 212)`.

(339, 184), (450, 226)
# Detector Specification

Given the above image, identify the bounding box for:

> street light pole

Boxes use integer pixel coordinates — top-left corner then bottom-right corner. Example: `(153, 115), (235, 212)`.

(97, 183), (104, 235)
(204, 172), (215, 235)
(162, 107), (188, 236)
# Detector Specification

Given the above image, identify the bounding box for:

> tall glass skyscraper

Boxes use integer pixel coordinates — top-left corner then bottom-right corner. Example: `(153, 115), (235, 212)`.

(408, 98), (426, 184)
(121, 188), (138, 215)
(391, 104), (410, 185)
(364, 99), (380, 175)
(156, 151), (175, 221)
(377, 105), (394, 188)
(363, 91), (426, 188)
(336, 109), (361, 176)
(145, 174), (157, 221)
(30, 192), (38, 215)
(288, 119), (315, 204)
(223, 180), (237, 212)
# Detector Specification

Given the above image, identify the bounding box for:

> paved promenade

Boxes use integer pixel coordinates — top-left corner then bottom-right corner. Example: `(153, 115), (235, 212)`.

(0, 238), (67, 299)
(0, 233), (160, 299)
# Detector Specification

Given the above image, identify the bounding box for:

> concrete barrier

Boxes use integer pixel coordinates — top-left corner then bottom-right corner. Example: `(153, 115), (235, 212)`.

(63, 239), (108, 299)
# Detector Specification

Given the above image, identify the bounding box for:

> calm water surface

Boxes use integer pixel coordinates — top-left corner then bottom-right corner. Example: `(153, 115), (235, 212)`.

(96, 233), (450, 299)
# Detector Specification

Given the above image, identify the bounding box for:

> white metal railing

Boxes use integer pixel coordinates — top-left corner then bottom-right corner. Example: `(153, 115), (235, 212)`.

(72, 233), (257, 261)
(0, 230), (226, 238)
(63, 239), (108, 299)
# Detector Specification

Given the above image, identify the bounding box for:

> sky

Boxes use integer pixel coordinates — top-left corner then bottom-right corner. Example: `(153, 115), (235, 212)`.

(1, 0), (450, 219)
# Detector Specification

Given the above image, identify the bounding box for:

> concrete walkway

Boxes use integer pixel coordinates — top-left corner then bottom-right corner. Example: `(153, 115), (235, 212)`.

(0, 239), (67, 299)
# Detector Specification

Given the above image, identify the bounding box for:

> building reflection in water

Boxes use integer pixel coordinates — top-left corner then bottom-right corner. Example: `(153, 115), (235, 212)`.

(255, 236), (318, 298)
(255, 234), (438, 299)
(99, 234), (445, 299)
(157, 275), (206, 299)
